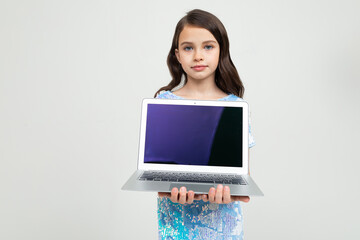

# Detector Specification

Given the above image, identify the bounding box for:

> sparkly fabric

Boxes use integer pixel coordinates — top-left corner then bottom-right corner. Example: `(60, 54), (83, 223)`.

(158, 199), (244, 239)
(156, 91), (255, 239)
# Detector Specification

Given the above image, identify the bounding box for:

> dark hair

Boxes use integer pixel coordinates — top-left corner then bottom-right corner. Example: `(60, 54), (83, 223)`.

(154, 9), (245, 98)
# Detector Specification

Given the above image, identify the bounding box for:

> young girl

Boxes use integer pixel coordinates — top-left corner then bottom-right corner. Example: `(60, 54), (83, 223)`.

(155, 9), (255, 239)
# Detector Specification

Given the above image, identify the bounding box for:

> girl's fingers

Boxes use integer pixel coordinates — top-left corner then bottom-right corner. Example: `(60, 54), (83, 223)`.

(168, 187), (249, 204)
(158, 192), (171, 198)
(179, 187), (187, 204)
(170, 187), (239, 204)
(170, 187), (179, 203)
(187, 191), (195, 204)
(231, 196), (250, 203)
(215, 184), (224, 204)
(223, 186), (231, 204)
(208, 187), (216, 203)
(202, 194), (208, 202)
(193, 194), (202, 200)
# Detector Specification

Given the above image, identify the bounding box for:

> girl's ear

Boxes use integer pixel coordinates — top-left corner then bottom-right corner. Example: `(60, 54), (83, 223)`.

(175, 49), (181, 64)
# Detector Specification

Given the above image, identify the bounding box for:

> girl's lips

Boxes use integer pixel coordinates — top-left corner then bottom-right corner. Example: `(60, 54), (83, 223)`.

(192, 65), (207, 71)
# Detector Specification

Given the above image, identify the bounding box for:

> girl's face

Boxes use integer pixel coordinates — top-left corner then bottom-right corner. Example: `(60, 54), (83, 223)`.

(175, 25), (220, 83)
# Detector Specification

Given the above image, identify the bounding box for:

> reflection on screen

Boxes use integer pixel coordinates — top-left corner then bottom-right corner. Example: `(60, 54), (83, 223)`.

(144, 104), (243, 167)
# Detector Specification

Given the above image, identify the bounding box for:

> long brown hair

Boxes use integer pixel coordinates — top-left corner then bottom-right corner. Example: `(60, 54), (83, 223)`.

(154, 9), (245, 98)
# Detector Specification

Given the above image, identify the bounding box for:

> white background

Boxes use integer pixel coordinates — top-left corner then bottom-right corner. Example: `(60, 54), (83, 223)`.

(1, 0), (359, 239)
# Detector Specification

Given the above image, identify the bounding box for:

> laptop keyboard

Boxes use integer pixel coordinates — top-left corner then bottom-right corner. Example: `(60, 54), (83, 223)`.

(139, 171), (247, 185)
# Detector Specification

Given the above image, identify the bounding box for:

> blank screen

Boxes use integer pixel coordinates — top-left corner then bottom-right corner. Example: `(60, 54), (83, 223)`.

(144, 104), (243, 167)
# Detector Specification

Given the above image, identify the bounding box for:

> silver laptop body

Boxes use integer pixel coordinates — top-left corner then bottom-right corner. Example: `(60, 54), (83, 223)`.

(122, 98), (263, 196)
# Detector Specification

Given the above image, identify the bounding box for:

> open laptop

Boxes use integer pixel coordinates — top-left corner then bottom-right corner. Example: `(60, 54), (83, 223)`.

(121, 98), (263, 196)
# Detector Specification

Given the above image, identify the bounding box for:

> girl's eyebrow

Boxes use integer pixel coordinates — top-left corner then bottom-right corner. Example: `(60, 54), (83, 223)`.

(180, 40), (217, 46)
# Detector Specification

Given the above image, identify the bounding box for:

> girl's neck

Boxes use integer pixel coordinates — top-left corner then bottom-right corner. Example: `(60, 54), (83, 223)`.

(173, 77), (228, 100)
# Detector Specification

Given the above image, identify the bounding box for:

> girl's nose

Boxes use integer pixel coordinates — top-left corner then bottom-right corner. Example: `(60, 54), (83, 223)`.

(194, 50), (203, 61)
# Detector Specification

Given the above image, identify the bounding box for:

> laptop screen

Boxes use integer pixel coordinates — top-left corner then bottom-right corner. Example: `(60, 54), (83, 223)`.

(144, 104), (243, 167)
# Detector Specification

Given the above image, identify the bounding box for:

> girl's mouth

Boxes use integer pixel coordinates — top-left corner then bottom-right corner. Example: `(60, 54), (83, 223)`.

(192, 65), (207, 71)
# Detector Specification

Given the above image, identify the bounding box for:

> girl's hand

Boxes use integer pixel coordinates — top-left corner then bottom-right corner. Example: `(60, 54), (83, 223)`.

(158, 187), (202, 204)
(158, 184), (250, 204)
(202, 184), (250, 204)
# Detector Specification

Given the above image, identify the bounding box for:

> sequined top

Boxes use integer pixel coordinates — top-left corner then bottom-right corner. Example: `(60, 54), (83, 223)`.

(156, 91), (255, 240)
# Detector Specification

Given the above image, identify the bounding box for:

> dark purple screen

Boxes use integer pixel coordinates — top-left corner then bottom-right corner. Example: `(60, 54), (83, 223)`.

(144, 104), (243, 167)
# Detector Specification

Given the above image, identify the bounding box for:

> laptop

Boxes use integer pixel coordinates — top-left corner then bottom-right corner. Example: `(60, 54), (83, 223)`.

(121, 98), (263, 196)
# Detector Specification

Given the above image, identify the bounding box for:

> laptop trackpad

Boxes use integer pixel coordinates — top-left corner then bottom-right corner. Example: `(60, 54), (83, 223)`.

(170, 183), (214, 193)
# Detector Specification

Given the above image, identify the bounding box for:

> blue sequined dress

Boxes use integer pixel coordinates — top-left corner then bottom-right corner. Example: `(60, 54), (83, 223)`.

(156, 91), (255, 240)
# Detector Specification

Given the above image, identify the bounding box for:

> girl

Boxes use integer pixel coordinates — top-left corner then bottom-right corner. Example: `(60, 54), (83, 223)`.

(155, 9), (255, 239)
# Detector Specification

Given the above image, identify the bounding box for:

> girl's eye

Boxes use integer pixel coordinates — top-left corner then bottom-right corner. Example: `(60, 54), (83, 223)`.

(204, 45), (213, 50)
(184, 46), (193, 51)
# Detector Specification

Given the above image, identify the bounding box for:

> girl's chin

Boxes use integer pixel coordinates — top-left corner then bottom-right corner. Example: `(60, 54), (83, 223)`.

(186, 74), (216, 82)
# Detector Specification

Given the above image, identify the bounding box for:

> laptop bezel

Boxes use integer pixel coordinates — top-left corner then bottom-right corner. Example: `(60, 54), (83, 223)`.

(137, 98), (249, 175)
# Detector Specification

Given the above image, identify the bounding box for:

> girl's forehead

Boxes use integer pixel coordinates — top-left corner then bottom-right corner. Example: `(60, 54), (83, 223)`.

(178, 25), (217, 44)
